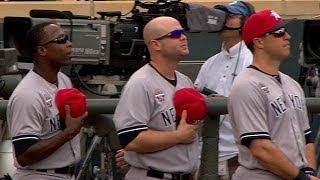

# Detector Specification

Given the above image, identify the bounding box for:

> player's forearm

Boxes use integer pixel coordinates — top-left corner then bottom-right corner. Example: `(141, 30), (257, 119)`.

(249, 139), (300, 179)
(305, 143), (316, 169)
(16, 129), (78, 166)
(125, 130), (181, 153)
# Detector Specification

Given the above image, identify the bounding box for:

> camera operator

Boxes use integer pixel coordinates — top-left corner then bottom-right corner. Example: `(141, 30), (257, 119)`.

(194, 1), (255, 179)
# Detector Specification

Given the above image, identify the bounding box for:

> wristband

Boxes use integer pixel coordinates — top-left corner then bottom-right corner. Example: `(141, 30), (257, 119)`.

(293, 170), (310, 180)
(301, 167), (317, 177)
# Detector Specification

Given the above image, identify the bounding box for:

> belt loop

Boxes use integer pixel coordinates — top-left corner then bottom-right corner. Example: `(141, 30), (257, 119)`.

(69, 164), (76, 175)
(68, 166), (71, 175)
(171, 174), (178, 180)
(172, 173), (193, 180)
(146, 169), (192, 180)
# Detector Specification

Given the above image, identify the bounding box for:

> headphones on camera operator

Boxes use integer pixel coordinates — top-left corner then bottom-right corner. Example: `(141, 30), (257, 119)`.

(213, 1), (256, 85)
(214, 1), (255, 32)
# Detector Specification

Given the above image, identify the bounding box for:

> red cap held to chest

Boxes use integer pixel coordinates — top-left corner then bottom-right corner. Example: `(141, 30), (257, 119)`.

(55, 88), (87, 119)
(173, 87), (208, 124)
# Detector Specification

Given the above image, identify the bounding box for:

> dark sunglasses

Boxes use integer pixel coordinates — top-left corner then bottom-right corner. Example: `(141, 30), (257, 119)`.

(154, 29), (185, 40)
(39, 35), (69, 46)
(264, 27), (287, 38)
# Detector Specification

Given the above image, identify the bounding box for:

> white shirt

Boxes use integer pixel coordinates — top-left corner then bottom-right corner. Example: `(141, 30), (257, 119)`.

(195, 41), (252, 161)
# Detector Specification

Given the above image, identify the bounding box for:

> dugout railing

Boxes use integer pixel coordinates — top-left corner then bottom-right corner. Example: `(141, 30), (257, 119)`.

(1, 97), (320, 180)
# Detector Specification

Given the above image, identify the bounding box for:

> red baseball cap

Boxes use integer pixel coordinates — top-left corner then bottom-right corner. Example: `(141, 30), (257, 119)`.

(173, 87), (207, 124)
(55, 88), (87, 119)
(242, 9), (292, 45)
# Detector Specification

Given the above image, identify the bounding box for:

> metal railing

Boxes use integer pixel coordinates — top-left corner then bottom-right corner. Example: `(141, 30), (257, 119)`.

(1, 97), (320, 179)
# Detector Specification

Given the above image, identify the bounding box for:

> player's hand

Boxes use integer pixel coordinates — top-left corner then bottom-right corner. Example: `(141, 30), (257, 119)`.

(176, 110), (198, 144)
(64, 105), (88, 134)
(115, 149), (130, 170)
(308, 175), (320, 180)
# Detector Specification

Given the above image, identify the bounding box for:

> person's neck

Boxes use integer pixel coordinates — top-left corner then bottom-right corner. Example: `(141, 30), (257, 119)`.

(252, 56), (281, 75)
(33, 66), (59, 84)
(223, 37), (242, 51)
(149, 60), (176, 80)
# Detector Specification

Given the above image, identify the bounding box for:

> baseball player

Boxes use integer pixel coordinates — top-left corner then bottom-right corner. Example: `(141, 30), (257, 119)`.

(194, 1), (254, 179)
(113, 16), (199, 180)
(7, 22), (87, 180)
(228, 10), (318, 180)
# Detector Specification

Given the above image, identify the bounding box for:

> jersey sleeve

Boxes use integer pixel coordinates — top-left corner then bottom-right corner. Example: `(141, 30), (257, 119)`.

(8, 89), (45, 155)
(113, 79), (152, 148)
(297, 82), (314, 144)
(228, 80), (271, 147)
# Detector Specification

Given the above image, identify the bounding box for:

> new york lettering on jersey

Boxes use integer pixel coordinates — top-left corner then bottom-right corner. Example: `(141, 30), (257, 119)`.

(271, 94), (304, 117)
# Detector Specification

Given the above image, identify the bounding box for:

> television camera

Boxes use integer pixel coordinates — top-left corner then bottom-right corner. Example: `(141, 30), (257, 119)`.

(1, 0), (226, 97)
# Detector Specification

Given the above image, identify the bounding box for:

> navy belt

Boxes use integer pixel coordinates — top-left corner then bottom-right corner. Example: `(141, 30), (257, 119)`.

(147, 169), (193, 180)
(35, 165), (76, 175)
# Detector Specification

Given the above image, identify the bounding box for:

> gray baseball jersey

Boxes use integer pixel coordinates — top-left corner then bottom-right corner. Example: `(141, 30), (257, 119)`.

(114, 64), (200, 173)
(7, 70), (81, 170)
(228, 66), (312, 179)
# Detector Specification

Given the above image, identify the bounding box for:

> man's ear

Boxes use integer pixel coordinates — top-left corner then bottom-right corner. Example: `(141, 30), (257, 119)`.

(37, 46), (47, 56)
(150, 40), (161, 51)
